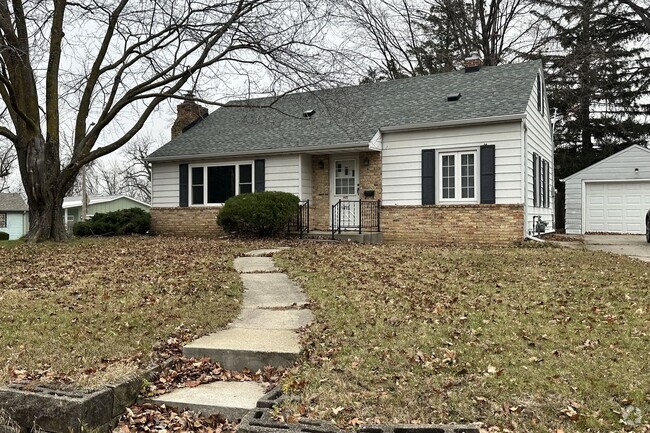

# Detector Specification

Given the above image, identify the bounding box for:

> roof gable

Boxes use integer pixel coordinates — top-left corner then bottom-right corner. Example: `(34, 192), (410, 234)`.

(150, 61), (541, 160)
(0, 193), (28, 211)
(562, 145), (650, 182)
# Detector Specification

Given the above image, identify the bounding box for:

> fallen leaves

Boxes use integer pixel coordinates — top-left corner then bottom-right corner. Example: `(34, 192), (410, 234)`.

(115, 403), (236, 432)
(274, 243), (650, 432)
(144, 356), (284, 397)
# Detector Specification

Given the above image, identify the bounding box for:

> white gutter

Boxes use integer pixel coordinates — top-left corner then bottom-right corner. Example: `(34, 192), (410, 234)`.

(379, 114), (525, 133)
(146, 141), (371, 163)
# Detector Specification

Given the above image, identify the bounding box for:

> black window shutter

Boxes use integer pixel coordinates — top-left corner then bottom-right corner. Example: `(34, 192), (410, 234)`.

(544, 160), (550, 208)
(254, 159), (265, 192)
(422, 149), (435, 205)
(532, 153), (538, 207)
(179, 164), (189, 207)
(480, 145), (496, 204)
(542, 160), (547, 208)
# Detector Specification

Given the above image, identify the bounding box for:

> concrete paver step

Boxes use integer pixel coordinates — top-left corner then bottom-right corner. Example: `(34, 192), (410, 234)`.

(183, 328), (301, 371)
(231, 308), (313, 330)
(241, 273), (308, 308)
(233, 257), (277, 273)
(150, 381), (267, 421)
(244, 248), (290, 257)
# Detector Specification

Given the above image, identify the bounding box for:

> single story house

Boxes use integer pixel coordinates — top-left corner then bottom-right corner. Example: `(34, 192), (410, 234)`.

(147, 55), (554, 244)
(0, 193), (29, 240)
(63, 195), (150, 227)
(563, 145), (650, 234)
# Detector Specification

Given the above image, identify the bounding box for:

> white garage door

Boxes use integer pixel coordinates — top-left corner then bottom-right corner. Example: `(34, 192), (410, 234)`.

(585, 181), (650, 234)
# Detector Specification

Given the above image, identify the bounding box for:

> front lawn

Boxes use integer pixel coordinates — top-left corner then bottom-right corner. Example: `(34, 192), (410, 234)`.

(275, 244), (650, 432)
(0, 236), (261, 388)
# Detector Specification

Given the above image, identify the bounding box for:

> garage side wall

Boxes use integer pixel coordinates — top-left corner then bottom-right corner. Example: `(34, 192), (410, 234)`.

(564, 146), (650, 234)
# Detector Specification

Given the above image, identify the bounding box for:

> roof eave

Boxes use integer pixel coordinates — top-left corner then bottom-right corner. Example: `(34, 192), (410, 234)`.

(146, 141), (373, 163)
(379, 114), (526, 133)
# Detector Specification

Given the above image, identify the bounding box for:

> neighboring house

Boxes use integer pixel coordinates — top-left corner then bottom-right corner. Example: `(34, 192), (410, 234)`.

(147, 54), (554, 244)
(63, 195), (150, 227)
(563, 145), (650, 235)
(0, 193), (29, 240)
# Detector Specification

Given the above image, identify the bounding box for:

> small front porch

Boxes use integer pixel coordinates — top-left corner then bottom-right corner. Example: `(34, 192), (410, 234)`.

(288, 198), (383, 243)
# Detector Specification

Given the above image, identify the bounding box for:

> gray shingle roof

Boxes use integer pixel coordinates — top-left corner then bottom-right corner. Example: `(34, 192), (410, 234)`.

(149, 61), (541, 159)
(0, 193), (28, 211)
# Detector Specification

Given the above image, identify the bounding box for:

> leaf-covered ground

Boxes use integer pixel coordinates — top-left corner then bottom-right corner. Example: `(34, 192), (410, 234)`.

(0, 236), (271, 387)
(275, 243), (650, 432)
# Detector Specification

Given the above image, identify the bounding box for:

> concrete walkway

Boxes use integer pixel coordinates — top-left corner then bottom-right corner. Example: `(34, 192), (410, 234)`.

(152, 247), (312, 420)
(553, 234), (650, 263)
(582, 234), (650, 263)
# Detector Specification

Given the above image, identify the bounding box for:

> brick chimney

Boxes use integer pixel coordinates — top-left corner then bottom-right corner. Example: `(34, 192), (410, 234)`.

(171, 97), (208, 139)
(464, 51), (482, 73)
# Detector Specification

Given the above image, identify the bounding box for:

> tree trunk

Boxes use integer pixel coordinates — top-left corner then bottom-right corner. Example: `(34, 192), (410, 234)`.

(27, 195), (68, 241)
(17, 135), (73, 242)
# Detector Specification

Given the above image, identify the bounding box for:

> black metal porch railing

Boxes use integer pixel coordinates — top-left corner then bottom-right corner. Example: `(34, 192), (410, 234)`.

(288, 200), (310, 238)
(331, 199), (381, 239)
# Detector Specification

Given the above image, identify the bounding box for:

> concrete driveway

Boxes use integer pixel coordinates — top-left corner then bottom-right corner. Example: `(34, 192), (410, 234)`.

(582, 235), (650, 263)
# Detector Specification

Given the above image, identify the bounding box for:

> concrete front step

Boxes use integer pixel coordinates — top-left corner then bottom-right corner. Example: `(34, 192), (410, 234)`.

(241, 273), (308, 308)
(234, 257), (277, 273)
(244, 248), (290, 257)
(183, 328), (301, 371)
(231, 308), (313, 330)
(150, 381), (267, 421)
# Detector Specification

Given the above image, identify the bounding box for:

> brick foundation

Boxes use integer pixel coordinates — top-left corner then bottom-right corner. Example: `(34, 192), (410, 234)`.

(150, 207), (224, 237)
(381, 204), (524, 244)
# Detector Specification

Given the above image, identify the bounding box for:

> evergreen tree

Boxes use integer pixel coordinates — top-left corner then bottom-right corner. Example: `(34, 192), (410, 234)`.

(538, 0), (650, 161)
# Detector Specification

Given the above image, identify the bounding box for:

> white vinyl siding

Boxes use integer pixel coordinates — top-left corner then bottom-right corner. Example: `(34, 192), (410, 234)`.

(524, 69), (555, 234)
(564, 145), (650, 234)
(300, 155), (313, 201)
(265, 155), (300, 196)
(381, 122), (522, 205)
(0, 212), (28, 240)
(151, 154), (303, 208)
(151, 162), (180, 207)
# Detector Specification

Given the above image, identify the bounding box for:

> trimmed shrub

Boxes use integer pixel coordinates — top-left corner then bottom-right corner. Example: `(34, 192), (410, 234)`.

(73, 207), (150, 237)
(0, 231), (9, 241)
(217, 191), (299, 237)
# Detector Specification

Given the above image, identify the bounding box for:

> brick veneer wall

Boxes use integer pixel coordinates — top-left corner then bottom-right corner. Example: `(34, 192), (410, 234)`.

(150, 207), (224, 237)
(381, 204), (524, 244)
(359, 151), (382, 201)
(311, 155), (330, 231)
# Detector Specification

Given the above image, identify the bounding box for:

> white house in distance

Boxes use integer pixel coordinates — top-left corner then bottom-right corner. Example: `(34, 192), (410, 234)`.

(147, 54), (555, 244)
(63, 195), (150, 227)
(563, 145), (650, 234)
(0, 193), (29, 240)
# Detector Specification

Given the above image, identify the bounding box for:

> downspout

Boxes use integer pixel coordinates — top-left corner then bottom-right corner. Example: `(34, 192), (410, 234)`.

(521, 119), (529, 239)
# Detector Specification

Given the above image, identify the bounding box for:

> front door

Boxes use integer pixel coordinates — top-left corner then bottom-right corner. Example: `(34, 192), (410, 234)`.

(331, 158), (359, 229)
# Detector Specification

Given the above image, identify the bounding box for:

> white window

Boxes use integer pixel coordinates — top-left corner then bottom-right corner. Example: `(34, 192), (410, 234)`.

(190, 162), (254, 205)
(0, 213), (6, 228)
(439, 151), (478, 203)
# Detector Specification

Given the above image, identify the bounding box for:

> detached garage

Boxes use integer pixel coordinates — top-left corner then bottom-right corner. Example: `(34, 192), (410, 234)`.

(563, 145), (650, 234)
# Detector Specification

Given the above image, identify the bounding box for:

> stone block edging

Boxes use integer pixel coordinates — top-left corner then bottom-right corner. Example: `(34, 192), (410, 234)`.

(240, 389), (480, 433)
(0, 360), (170, 433)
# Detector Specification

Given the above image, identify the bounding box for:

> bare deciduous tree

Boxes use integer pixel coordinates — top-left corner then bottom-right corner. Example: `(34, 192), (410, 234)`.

(119, 137), (158, 203)
(619, 0), (650, 34)
(0, 0), (338, 241)
(0, 142), (15, 192)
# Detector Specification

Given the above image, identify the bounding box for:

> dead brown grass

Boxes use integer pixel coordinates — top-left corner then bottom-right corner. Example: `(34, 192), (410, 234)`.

(275, 243), (650, 432)
(0, 236), (271, 388)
